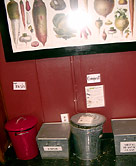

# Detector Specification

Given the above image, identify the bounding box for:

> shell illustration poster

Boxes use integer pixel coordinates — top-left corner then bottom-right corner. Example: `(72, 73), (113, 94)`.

(3, 0), (136, 53)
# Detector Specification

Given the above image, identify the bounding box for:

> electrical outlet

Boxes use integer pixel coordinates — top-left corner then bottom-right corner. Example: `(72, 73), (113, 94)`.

(60, 113), (69, 123)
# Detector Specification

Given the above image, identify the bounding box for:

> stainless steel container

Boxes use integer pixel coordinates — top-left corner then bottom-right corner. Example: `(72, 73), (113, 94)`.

(70, 113), (106, 160)
(36, 122), (70, 159)
(111, 118), (136, 155)
(115, 155), (136, 166)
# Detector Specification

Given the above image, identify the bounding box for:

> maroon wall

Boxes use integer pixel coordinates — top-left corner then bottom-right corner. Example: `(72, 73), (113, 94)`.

(1, 34), (136, 133)
(0, 82), (8, 162)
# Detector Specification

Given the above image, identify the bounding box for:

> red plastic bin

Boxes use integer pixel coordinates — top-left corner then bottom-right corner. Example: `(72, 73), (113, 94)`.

(5, 116), (39, 160)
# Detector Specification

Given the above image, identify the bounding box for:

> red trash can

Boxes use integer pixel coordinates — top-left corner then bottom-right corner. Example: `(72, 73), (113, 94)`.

(5, 116), (39, 160)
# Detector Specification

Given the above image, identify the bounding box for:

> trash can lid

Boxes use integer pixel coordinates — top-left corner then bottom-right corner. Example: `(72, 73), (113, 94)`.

(5, 116), (37, 131)
(70, 113), (106, 127)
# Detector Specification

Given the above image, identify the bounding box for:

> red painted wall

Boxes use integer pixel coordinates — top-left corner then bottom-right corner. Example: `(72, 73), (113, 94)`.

(0, 82), (8, 162)
(1, 34), (136, 133)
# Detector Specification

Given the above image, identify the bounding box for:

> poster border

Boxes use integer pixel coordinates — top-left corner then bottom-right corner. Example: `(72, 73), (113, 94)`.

(0, 0), (136, 62)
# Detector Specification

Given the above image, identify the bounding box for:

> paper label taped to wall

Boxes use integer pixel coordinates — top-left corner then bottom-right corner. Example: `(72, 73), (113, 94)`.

(120, 142), (136, 153)
(85, 85), (105, 108)
(87, 74), (101, 83)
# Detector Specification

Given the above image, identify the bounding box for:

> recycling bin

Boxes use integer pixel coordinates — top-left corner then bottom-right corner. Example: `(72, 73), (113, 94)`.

(36, 122), (70, 159)
(111, 118), (136, 155)
(70, 113), (106, 160)
(5, 116), (39, 160)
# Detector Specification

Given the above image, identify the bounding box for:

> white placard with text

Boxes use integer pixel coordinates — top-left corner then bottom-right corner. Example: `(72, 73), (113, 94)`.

(85, 85), (105, 108)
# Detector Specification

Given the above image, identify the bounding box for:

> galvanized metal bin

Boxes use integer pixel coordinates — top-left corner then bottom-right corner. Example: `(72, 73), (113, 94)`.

(111, 118), (136, 155)
(115, 155), (136, 166)
(36, 122), (70, 159)
(70, 113), (106, 160)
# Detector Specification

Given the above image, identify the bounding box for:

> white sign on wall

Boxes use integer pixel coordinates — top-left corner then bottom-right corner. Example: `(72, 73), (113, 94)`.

(13, 82), (27, 90)
(87, 74), (101, 83)
(85, 85), (105, 108)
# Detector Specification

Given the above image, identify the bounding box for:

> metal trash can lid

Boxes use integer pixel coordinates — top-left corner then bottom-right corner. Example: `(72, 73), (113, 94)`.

(111, 118), (136, 135)
(37, 122), (70, 140)
(70, 113), (106, 127)
(5, 116), (37, 132)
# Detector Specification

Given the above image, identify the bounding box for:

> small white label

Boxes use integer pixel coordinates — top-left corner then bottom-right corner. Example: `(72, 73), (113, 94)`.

(87, 74), (101, 83)
(78, 115), (93, 124)
(13, 82), (26, 90)
(43, 146), (62, 152)
(120, 142), (136, 153)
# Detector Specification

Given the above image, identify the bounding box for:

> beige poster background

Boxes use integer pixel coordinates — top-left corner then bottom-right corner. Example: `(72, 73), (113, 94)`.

(4, 0), (136, 53)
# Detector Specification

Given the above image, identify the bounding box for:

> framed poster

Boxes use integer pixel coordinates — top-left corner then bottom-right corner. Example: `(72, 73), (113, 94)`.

(0, 0), (136, 62)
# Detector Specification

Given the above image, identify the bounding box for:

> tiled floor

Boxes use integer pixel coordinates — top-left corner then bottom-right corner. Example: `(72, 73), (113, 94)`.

(2, 134), (136, 166)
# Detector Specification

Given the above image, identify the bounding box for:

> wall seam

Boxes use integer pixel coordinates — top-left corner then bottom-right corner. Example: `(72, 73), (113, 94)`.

(35, 60), (45, 122)
(70, 56), (79, 113)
